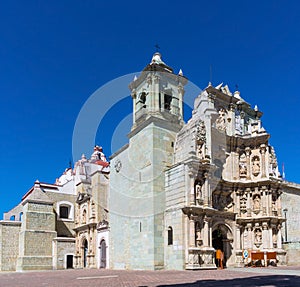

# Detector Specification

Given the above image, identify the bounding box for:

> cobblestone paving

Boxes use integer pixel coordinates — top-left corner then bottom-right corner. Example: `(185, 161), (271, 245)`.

(0, 267), (299, 287)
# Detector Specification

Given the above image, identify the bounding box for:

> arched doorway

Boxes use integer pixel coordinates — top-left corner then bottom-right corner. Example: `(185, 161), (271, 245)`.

(212, 225), (233, 268)
(100, 239), (106, 268)
(82, 238), (88, 268)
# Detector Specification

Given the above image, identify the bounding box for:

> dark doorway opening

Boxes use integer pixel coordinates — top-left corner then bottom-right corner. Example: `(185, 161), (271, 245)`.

(66, 255), (73, 269)
(213, 229), (224, 250)
(213, 229), (224, 268)
(83, 239), (88, 268)
(100, 239), (106, 268)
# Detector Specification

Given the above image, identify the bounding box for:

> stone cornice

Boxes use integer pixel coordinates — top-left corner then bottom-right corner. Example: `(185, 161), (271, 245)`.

(73, 222), (97, 232)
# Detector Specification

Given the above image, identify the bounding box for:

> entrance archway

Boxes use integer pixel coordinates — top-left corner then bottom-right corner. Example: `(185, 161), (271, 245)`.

(100, 239), (106, 268)
(82, 238), (88, 268)
(212, 224), (233, 268)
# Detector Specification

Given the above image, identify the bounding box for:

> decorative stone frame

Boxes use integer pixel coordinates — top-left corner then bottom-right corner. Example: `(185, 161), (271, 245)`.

(56, 201), (74, 221)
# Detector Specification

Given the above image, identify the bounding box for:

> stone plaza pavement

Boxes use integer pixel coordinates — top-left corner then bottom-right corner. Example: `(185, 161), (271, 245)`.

(0, 266), (300, 287)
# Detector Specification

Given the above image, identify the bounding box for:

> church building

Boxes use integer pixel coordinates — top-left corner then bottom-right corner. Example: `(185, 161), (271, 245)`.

(1, 52), (300, 271)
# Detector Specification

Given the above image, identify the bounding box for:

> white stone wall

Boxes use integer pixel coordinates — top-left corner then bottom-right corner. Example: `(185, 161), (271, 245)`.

(53, 238), (75, 270)
(109, 121), (177, 270)
(281, 184), (300, 243)
(164, 164), (187, 269)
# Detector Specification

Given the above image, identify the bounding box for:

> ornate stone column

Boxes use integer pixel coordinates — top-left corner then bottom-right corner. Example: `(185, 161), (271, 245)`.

(234, 148), (240, 180)
(236, 224), (241, 250)
(209, 218), (213, 247)
(228, 103), (236, 136)
(246, 223), (252, 249)
(236, 188), (241, 216)
(268, 190), (272, 217)
(262, 186), (267, 216)
(189, 217), (196, 247)
(153, 75), (160, 112)
(131, 91), (136, 124)
(178, 84), (184, 117)
(203, 216), (209, 247)
(188, 169), (196, 206)
(203, 172), (211, 207)
(277, 191), (282, 217)
(246, 188), (251, 217)
(260, 144), (267, 178)
(235, 224), (244, 267)
(277, 224), (282, 249)
(245, 147), (251, 180)
(262, 222), (269, 249)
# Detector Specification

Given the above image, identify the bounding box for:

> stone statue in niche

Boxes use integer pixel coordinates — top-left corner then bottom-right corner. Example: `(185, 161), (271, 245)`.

(195, 222), (202, 247)
(215, 108), (227, 131)
(252, 156), (260, 176)
(269, 146), (278, 176)
(254, 228), (262, 246)
(212, 193), (218, 209)
(82, 209), (87, 224)
(195, 120), (206, 159)
(195, 181), (203, 204)
(253, 194), (261, 212)
(272, 195), (277, 215)
(235, 112), (244, 134)
(239, 153), (247, 177)
(240, 195), (247, 214)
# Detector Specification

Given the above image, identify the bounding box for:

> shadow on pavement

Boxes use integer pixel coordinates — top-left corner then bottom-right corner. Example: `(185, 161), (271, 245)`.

(155, 274), (300, 287)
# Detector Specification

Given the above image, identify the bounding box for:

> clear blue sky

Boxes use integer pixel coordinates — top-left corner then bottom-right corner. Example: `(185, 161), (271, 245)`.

(1, 1), (300, 217)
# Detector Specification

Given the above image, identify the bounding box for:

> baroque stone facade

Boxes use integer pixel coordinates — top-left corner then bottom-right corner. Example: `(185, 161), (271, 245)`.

(1, 52), (300, 271)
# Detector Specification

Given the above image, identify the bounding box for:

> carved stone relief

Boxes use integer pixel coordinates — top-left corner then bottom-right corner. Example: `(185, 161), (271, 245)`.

(195, 221), (202, 247)
(215, 108), (227, 131)
(195, 181), (203, 205)
(252, 156), (260, 176)
(269, 146), (278, 176)
(254, 227), (262, 247)
(195, 120), (206, 159)
(272, 195), (277, 216)
(239, 153), (247, 178)
(240, 195), (247, 214)
(253, 194), (261, 213)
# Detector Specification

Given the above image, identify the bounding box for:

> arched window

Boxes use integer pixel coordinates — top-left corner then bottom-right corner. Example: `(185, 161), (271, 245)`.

(10, 215), (15, 221)
(164, 93), (172, 111)
(19, 212), (23, 221)
(168, 226), (173, 245)
(82, 209), (87, 224)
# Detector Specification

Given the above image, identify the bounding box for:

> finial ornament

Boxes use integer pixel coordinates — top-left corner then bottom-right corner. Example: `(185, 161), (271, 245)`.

(151, 52), (165, 65)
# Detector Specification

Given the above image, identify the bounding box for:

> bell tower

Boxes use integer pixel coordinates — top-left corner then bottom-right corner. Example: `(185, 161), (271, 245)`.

(109, 53), (188, 270)
(129, 52), (187, 134)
